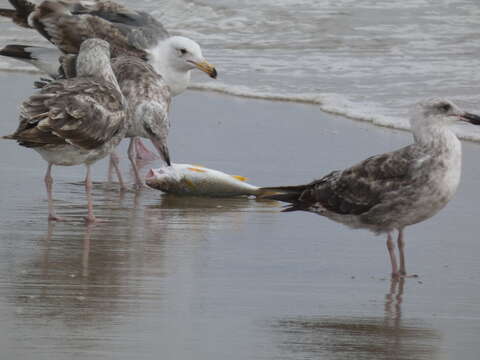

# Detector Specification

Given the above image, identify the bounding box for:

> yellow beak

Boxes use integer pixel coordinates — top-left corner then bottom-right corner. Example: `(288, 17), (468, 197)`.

(193, 60), (217, 79)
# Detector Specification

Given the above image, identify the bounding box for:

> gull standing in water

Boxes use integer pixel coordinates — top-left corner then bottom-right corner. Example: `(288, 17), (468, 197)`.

(0, 0), (217, 187)
(2, 39), (127, 223)
(261, 98), (480, 278)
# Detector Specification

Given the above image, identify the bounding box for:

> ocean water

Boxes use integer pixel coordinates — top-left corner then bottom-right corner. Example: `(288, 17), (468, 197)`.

(1, 0), (480, 139)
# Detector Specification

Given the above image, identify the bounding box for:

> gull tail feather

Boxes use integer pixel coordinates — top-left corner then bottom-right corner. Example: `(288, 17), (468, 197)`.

(0, 44), (36, 60)
(0, 8), (15, 19)
(255, 184), (308, 210)
(0, 44), (62, 77)
(2, 134), (16, 140)
(0, 0), (35, 28)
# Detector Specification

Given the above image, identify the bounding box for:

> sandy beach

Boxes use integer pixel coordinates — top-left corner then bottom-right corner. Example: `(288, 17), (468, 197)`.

(1, 72), (480, 359)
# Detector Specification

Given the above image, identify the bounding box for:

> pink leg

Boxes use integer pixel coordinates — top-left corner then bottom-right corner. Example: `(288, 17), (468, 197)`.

(110, 151), (128, 191)
(128, 138), (147, 190)
(397, 229), (418, 278)
(84, 165), (97, 224)
(44, 164), (64, 221)
(386, 232), (399, 279)
(134, 137), (158, 161)
(107, 156), (114, 183)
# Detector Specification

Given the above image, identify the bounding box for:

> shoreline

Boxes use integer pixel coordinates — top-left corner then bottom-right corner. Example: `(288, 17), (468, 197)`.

(3, 67), (480, 143)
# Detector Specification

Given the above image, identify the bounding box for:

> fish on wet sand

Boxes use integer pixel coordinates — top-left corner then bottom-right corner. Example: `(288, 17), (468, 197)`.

(145, 164), (266, 197)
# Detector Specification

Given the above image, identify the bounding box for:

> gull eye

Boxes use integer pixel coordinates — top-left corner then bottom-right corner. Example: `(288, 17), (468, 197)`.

(440, 103), (451, 112)
(179, 48), (187, 55)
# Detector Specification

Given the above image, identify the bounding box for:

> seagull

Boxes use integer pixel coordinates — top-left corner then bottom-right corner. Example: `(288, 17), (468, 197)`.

(53, 54), (172, 189)
(0, 0), (218, 94)
(111, 55), (171, 188)
(2, 38), (127, 223)
(2, 49), (172, 189)
(0, 0), (217, 186)
(261, 98), (480, 278)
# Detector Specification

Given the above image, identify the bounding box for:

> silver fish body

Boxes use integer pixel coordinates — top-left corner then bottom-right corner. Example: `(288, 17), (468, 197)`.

(145, 163), (260, 197)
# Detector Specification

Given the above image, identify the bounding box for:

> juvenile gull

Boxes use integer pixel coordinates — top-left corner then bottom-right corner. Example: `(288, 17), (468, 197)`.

(0, 0), (217, 184)
(261, 99), (480, 278)
(111, 56), (171, 188)
(2, 38), (127, 223)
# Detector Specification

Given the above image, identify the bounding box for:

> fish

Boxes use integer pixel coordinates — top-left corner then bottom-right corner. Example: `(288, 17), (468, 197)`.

(145, 163), (274, 197)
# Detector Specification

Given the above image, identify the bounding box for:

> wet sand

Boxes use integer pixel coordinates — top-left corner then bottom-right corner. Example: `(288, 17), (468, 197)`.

(1, 72), (480, 359)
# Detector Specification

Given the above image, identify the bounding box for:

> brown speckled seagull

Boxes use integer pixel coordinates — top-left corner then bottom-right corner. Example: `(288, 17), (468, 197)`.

(261, 98), (480, 278)
(2, 38), (127, 223)
(0, 0), (216, 187)
(0, 0), (217, 92)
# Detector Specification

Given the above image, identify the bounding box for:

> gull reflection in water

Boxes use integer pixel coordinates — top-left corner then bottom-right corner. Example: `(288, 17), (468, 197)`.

(272, 279), (440, 360)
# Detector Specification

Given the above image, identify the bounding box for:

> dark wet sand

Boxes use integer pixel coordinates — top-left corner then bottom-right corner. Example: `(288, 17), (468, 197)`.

(1, 72), (480, 359)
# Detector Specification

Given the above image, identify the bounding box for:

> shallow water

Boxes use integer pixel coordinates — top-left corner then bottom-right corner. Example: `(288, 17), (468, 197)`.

(1, 73), (480, 359)
(1, 0), (480, 139)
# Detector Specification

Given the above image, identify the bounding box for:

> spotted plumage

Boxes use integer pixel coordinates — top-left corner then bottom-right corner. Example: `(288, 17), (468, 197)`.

(262, 98), (480, 278)
(0, 0), (216, 189)
(2, 39), (127, 223)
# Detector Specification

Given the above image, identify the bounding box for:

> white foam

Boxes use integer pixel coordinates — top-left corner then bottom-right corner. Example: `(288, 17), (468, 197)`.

(190, 81), (480, 142)
(190, 82), (407, 127)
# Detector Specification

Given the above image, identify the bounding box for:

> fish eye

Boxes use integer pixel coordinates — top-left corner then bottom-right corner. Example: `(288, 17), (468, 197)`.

(439, 103), (451, 112)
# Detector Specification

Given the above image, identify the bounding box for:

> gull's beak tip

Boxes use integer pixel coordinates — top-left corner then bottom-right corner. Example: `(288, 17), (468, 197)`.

(195, 60), (217, 79)
(462, 112), (480, 125)
(210, 67), (218, 79)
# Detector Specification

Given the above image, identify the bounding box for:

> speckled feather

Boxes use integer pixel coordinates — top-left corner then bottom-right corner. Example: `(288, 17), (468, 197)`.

(1, 1), (168, 51)
(10, 77), (125, 150)
(63, 0), (169, 49)
(30, 1), (147, 59)
(0, 0), (35, 28)
(111, 56), (171, 163)
(263, 99), (465, 234)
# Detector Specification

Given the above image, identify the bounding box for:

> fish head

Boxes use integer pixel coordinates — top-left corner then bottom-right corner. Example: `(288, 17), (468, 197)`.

(145, 167), (183, 192)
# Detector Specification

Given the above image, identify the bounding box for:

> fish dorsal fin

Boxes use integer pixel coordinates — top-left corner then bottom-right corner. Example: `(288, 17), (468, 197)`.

(231, 175), (248, 182)
(187, 167), (207, 173)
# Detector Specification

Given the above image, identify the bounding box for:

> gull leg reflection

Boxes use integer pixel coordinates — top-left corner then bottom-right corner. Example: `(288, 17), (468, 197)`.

(82, 224), (92, 278)
(39, 222), (56, 298)
(384, 278), (405, 321)
(272, 278), (439, 359)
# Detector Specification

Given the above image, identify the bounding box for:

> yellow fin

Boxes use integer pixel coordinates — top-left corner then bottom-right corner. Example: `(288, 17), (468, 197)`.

(182, 178), (197, 190)
(231, 175), (248, 182)
(187, 167), (207, 173)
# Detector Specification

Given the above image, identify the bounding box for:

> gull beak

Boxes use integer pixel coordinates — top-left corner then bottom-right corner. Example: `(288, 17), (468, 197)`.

(460, 112), (480, 125)
(193, 60), (217, 79)
(149, 137), (172, 167)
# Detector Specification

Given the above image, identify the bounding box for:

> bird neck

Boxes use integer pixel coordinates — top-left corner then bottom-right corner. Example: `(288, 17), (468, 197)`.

(413, 123), (461, 156)
(157, 64), (191, 96)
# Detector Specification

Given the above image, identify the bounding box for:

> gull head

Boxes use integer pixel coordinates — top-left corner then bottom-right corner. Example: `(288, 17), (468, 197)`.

(411, 98), (480, 129)
(163, 36), (217, 78)
(76, 38), (113, 78)
(149, 36), (217, 96)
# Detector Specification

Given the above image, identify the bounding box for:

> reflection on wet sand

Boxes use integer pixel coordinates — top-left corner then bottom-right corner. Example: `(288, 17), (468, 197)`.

(7, 188), (271, 356)
(272, 280), (441, 360)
